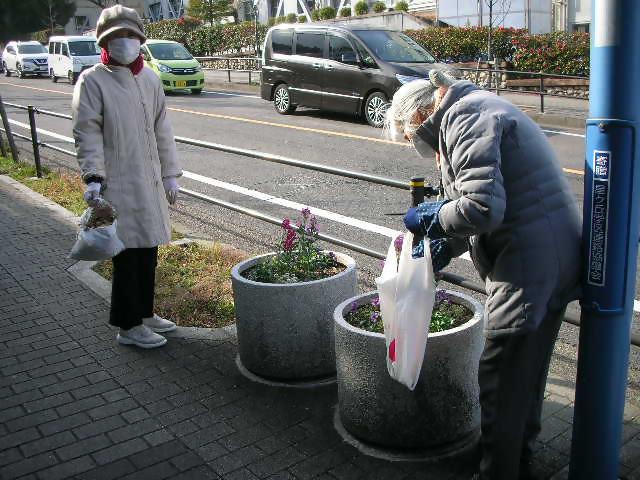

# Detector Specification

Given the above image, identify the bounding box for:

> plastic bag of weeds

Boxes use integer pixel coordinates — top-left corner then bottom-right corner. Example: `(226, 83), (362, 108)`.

(69, 198), (125, 261)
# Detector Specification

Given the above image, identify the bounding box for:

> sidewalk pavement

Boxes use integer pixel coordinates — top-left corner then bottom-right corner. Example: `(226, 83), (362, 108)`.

(1, 173), (639, 480)
(202, 70), (588, 130)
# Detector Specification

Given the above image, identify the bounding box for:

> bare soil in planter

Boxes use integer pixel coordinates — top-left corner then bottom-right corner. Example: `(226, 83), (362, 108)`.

(241, 263), (346, 284)
(345, 290), (474, 334)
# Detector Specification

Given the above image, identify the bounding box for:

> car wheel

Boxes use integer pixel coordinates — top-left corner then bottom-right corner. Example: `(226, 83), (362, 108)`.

(3, 63), (10, 77)
(50, 70), (57, 83)
(17, 64), (24, 79)
(191, 88), (202, 95)
(68, 71), (77, 85)
(273, 84), (296, 114)
(364, 91), (389, 128)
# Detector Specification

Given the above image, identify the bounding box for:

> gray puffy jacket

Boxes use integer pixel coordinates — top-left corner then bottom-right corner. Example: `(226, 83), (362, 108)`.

(416, 81), (582, 336)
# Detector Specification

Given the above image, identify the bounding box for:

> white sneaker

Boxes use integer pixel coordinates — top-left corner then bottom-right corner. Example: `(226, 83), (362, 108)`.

(142, 314), (177, 333)
(117, 325), (167, 349)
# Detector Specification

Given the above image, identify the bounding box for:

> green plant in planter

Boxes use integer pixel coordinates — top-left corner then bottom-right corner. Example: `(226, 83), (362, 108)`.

(394, 0), (408, 11)
(319, 6), (337, 19)
(372, 1), (386, 13)
(346, 290), (473, 334)
(298, 14), (308, 22)
(244, 208), (342, 283)
(339, 6), (352, 16)
(311, 9), (321, 20)
(354, 0), (369, 15)
(285, 12), (298, 22)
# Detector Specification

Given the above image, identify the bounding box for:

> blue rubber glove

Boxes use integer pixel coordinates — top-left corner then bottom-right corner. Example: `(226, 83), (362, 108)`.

(403, 200), (449, 239)
(411, 238), (453, 273)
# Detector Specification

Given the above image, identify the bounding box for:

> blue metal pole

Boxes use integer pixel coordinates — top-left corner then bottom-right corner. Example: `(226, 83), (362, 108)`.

(569, 1), (640, 478)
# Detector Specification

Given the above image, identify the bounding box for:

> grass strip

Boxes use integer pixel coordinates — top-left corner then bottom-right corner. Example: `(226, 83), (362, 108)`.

(94, 242), (246, 328)
(1, 155), (241, 328)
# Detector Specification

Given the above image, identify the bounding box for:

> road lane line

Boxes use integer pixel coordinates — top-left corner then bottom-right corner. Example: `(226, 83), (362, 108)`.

(0, 81), (72, 96)
(202, 90), (260, 99)
(168, 106), (407, 146)
(8, 121), (640, 311)
(0, 80), (586, 176)
(8, 119), (74, 143)
(541, 128), (585, 138)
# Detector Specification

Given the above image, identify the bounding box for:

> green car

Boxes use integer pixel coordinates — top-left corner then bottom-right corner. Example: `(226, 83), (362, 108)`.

(142, 40), (205, 95)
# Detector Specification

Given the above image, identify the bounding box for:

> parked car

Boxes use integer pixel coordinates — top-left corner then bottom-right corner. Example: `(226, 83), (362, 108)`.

(141, 40), (204, 95)
(2, 41), (48, 78)
(48, 36), (101, 85)
(261, 25), (442, 127)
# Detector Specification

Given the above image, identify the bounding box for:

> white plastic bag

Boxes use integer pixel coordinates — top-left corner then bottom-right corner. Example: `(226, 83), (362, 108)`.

(375, 232), (435, 390)
(69, 206), (125, 261)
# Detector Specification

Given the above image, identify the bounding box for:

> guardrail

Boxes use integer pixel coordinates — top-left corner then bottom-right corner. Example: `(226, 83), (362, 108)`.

(194, 56), (261, 84)
(1, 99), (637, 348)
(453, 66), (588, 114)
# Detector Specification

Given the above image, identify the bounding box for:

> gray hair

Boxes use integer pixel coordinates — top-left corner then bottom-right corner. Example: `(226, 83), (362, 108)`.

(384, 69), (457, 141)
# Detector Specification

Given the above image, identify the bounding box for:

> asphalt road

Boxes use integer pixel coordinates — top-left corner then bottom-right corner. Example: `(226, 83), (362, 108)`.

(1, 76), (638, 400)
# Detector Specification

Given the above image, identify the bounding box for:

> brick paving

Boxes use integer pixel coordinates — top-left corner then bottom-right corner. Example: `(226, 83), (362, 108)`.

(1, 174), (639, 480)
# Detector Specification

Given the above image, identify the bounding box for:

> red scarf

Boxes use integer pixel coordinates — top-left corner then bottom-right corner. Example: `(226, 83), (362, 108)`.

(101, 48), (144, 75)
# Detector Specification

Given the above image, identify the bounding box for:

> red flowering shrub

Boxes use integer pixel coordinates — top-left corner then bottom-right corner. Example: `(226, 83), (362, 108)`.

(511, 32), (589, 76)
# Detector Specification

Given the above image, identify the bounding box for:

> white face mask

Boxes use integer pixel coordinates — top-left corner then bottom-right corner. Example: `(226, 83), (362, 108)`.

(107, 37), (141, 65)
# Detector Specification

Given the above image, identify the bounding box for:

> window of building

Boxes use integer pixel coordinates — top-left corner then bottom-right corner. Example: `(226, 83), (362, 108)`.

(272, 29), (293, 55)
(295, 32), (324, 57)
(573, 23), (590, 33)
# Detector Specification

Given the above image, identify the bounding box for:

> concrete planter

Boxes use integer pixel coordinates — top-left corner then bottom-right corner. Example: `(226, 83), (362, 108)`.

(232, 252), (357, 381)
(334, 290), (484, 452)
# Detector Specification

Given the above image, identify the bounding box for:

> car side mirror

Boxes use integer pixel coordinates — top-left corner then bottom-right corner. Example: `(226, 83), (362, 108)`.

(341, 52), (358, 65)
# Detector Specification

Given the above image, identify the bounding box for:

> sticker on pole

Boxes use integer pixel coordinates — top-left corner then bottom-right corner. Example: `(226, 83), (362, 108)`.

(587, 150), (611, 287)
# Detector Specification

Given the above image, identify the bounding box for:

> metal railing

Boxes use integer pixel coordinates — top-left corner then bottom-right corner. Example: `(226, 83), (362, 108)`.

(454, 66), (588, 114)
(194, 56), (261, 84)
(1, 99), (638, 348)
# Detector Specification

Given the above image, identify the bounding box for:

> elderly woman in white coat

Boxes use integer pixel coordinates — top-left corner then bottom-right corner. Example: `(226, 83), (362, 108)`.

(72, 5), (182, 349)
(386, 70), (581, 480)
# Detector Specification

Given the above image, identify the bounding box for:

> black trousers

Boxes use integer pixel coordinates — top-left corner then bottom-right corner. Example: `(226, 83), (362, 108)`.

(110, 247), (158, 330)
(478, 308), (566, 480)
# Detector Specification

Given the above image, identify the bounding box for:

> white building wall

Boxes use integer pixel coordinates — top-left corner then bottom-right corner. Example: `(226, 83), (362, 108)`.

(437, 0), (552, 33)
(569, 0), (590, 27)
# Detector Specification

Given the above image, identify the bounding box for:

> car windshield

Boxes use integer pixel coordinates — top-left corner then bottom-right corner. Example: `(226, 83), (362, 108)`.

(69, 41), (100, 56)
(354, 31), (435, 63)
(148, 43), (193, 60)
(17, 44), (46, 54)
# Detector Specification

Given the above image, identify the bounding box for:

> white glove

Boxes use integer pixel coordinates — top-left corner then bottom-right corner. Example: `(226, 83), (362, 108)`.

(83, 182), (102, 205)
(163, 176), (179, 205)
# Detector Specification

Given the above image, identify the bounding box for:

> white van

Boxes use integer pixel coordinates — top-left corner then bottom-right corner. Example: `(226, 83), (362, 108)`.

(48, 36), (100, 85)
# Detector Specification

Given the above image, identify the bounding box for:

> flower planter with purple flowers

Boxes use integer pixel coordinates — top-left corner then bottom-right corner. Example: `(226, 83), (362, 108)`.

(231, 209), (357, 381)
(333, 289), (484, 455)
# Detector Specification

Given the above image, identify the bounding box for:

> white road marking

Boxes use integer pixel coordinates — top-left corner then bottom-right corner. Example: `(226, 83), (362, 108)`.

(10, 115), (640, 314)
(202, 90), (261, 99)
(541, 128), (585, 138)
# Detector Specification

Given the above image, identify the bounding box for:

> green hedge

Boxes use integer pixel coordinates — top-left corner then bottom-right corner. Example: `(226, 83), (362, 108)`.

(405, 26), (589, 75)
(372, 1), (386, 13)
(354, 1), (368, 15)
(144, 16), (203, 45)
(394, 1), (408, 12)
(339, 7), (351, 17)
(319, 6), (337, 19)
(511, 32), (589, 76)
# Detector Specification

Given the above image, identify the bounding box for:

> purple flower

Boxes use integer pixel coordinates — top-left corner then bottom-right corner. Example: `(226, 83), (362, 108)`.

(370, 311), (380, 322)
(281, 218), (291, 230)
(371, 296), (380, 308)
(435, 290), (451, 305)
(394, 234), (404, 252)
(301, 207), (312, 219)
(328, 252), (337, 263)
(350, 301), (358, 313)
(309, 215), (318, 233)
(283, 229), (297, 252)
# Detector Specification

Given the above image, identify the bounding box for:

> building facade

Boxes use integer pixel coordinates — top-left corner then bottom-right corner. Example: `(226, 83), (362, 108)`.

(63, 0), (190, 36)
(552, 0), (591, 32)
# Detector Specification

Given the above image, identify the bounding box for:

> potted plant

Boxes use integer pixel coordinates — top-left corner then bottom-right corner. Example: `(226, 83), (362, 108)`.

(334, 287), (484, 455)
(232, 208), (357, 381)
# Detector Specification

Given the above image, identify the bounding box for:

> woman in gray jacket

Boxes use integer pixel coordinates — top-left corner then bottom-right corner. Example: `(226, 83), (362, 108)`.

(72, 5), (182, 349)
(386, 70), (581, 480)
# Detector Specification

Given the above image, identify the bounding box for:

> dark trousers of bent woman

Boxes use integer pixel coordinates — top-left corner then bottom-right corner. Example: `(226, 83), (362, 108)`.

(478, 307), (566, 480)
(110, 247), (158, 330)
